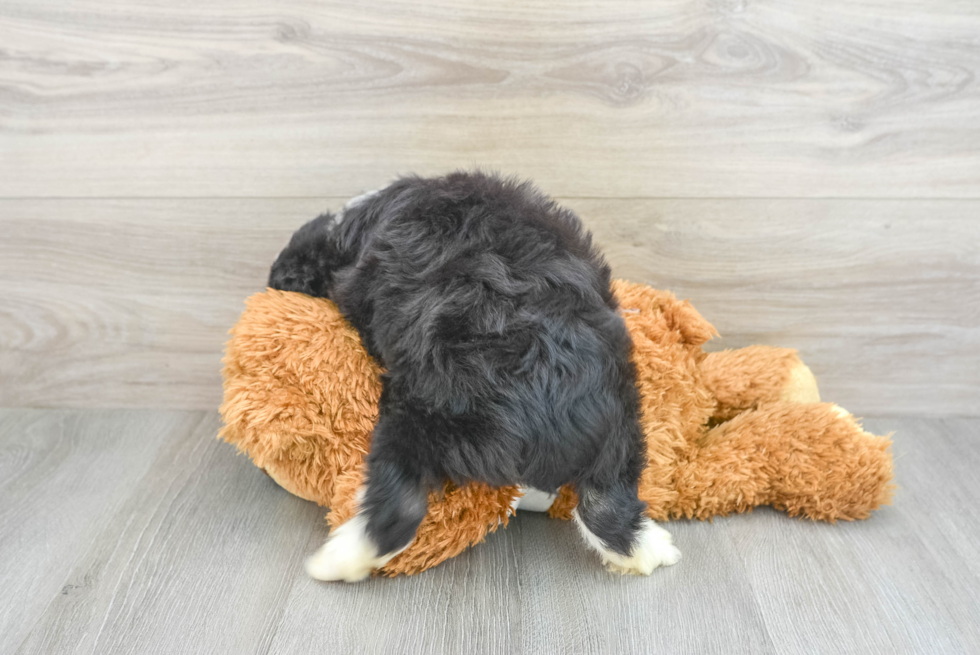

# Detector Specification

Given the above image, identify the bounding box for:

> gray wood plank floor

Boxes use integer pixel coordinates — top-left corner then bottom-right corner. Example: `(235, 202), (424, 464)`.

(2, 410), (977, 655)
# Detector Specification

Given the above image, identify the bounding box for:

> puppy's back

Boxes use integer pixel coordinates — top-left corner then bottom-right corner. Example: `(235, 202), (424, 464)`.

(327, 172), (641, 489)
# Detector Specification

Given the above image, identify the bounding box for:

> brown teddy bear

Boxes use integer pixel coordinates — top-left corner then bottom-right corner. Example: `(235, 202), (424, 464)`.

(219, 279), (894, 577)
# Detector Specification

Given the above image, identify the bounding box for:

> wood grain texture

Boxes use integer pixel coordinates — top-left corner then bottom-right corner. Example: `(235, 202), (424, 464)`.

(1, 198), (976, 415)
(0, 410), (210, 653)
(7, 410), (323, 655)
(515, 419), (980, 655)
(0, 198), (324, 408)
(2, 411), (978, 654)
(2, 0), (976, 648)
(726, 417), (980, 654)
(568, 197), (980, 418)
(2, 0), (979, 198)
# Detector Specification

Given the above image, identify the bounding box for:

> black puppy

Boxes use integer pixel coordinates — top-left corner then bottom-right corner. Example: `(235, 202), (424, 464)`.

(269, 171), (680, 581)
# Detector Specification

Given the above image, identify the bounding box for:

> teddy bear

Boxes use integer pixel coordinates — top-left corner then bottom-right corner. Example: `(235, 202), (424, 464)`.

(218, 279), (894, 576)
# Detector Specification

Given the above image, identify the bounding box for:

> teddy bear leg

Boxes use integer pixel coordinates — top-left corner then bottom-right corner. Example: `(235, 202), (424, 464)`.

(306, 419), (429, 582)
(672, 403), (893, 521)
(700, 346), (820, 421)
(572, 480), (681, 575)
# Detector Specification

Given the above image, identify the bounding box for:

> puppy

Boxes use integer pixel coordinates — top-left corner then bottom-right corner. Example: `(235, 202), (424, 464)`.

(269, 171), (680, 581)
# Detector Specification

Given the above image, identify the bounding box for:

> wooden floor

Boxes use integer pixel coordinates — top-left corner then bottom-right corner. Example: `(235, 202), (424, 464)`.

(2, 1), (979, 653)
(1, 410), (977, 655)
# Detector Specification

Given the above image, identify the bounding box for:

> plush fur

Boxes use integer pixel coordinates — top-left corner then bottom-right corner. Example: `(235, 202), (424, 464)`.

(219, 175), (895, 579)
(267, 172), (664, 576)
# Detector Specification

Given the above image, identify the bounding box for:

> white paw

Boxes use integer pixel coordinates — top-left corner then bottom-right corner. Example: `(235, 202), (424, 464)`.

(305, 514), (393, 583)
(605, 519), (681, 575)
(574, 512), (681, 576)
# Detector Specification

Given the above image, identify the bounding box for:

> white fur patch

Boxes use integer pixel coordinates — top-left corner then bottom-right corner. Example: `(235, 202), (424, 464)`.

(345, 188), (380, 210)
(515, 486), (557, 512)
(331, 189), (380, 231)
(572, 511), (681, 575)
(334, 188), (381, 226)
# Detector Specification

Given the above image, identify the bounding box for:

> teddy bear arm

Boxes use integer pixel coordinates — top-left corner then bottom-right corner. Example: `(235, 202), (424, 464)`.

(700, 346), (820, 421)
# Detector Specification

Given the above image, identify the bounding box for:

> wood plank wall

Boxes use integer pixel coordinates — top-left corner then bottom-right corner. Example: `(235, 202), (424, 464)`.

(1, 0), (978, 414)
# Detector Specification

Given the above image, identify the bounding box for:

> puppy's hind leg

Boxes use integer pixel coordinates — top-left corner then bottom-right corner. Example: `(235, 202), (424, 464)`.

(306, 417), (428, 582)
(573, 479), (681, 575)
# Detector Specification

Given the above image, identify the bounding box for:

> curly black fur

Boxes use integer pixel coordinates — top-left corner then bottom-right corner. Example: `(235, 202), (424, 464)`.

(270, 171), (648, 557)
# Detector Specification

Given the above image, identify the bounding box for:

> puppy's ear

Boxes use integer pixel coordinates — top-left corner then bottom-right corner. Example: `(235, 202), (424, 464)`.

(268, 213), (339, 297)
(268, 249), (316, 295)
